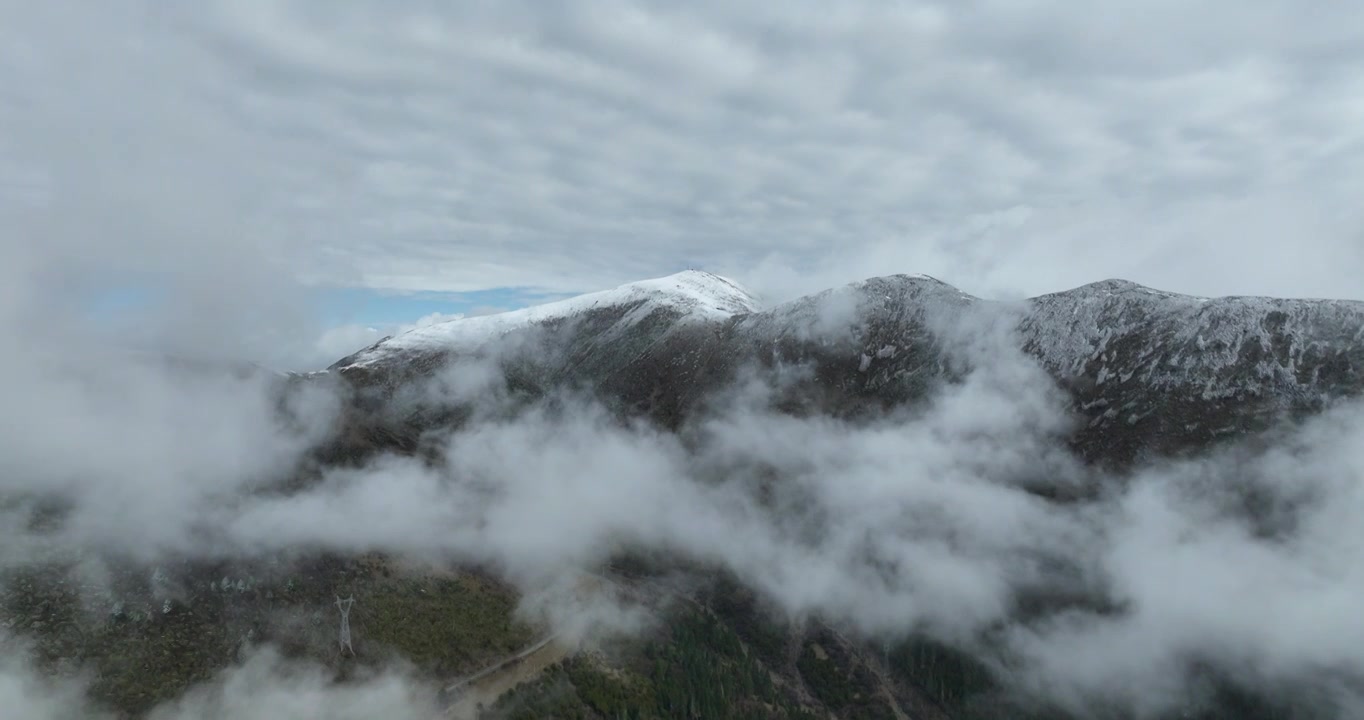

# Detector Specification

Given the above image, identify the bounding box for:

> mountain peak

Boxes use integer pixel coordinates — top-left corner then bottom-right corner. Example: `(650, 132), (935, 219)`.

(1045, 278), (1187, 299)
(333, 270), (758, 370)
(617, 270), (759, 317)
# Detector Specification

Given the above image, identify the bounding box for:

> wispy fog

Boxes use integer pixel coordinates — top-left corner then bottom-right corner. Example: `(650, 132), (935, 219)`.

(4, 1), (1364, 717)
(2, 280), (1362, 716)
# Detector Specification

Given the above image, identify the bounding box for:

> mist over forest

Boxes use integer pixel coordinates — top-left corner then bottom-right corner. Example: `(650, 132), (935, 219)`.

(4, 2), (1364, 719)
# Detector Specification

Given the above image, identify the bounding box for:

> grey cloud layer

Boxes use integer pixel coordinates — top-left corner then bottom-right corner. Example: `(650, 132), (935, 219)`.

(4, 0), (1362, 308)
(0, 638), (440, 720)
(6, 291), (1364, 715)
(3, 2), (1364, 716)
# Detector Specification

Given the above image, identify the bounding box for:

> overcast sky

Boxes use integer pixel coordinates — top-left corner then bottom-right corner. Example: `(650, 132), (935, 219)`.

(3, 0), (1363, 365)
(5, 5), (1364, 714)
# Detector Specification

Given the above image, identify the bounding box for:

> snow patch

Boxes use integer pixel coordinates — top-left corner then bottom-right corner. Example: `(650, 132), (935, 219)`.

(338, 271), (758, 368)
(1022, 279), (1364, 391)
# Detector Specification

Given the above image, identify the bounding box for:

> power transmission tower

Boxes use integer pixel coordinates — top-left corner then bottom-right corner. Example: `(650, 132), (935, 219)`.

(335, 595), (355, 656)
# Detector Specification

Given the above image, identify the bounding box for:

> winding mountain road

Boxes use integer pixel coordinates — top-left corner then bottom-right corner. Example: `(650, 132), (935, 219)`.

(442, 632), (560, 696)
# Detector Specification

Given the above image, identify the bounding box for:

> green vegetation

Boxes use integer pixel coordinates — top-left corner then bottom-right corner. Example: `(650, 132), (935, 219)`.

(357, 571), (535, 675)
(886, 636), (1077, 720)
(795, 629), (895, 720)
(2, 561), (243, 715)
(886, 636), (995, 713)
(489, 658), (656, 720)
(493, 608), (821, 720)
(21, 558), (1266, 720)
(0, 555), (531, 717)
(648, 610), (797, 719)
(84, 596), (237, 714)
(702, 574), (789, 669)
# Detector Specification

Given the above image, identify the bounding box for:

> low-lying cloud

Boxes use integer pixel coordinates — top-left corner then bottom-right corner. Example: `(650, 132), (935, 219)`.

(5, 287), (1363, 717)
(6, 2), (1363, 716)
(0, 635), (441, 720)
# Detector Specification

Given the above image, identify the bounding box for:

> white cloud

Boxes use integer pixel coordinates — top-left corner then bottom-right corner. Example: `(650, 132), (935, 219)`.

(309, 312), (469, 370)
(312, 324), (386, 367)
(2, 271), (1363, 714)
(4, 2), (1364, 715)
(0, 636), (438, 720)
(3, 0), (1361, 304)
(403, 311), (465, 331)
(145, 648), (438, 720)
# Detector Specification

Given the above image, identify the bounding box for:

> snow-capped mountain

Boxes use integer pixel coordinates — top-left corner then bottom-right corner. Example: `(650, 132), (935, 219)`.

(1021, 279), (1364, 461)
(14, 271), (1362, 720)
(334, 270), (758, 370)
(328, 270), (1364, 466)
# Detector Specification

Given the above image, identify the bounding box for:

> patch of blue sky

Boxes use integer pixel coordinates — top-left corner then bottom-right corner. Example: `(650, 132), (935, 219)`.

(314, 285), (573, 329)
(81, 277), (576, 333)
(82, 284), (165, 324)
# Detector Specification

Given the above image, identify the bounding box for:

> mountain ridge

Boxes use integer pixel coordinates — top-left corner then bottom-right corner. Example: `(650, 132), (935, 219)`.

(333, 270), (758, 371)
(8, 271), (1363, 719)
(327, 270), (1364, 467)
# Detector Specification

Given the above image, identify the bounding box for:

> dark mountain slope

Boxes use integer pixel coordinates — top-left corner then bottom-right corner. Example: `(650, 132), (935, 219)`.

(331, 271), (1364, 466)
(5, 271), (1363, 719)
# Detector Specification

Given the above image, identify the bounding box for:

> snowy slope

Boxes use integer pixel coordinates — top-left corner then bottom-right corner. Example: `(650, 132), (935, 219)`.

(1022, 279), (1364, 395)
(334, 270), (758, 370)
(735, 274), (978, 346)
(326, 270), (1364, 464)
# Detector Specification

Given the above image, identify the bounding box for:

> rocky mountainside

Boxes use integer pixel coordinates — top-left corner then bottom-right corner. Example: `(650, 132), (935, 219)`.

(331, 270), (1364, 466)
(6, 271), (1363, 719)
